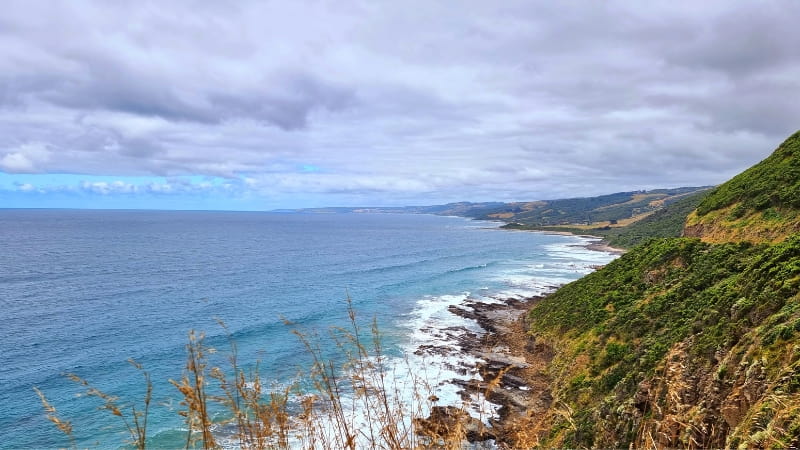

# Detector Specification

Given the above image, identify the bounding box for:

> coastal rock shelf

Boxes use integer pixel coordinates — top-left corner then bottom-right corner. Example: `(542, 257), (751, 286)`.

(415, 293), (559, 446)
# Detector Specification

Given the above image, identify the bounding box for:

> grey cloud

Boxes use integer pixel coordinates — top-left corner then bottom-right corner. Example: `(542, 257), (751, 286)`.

(1, 0), (798, 206)
(662, 4), (800, 76)
(19, 52), (356, 130)
(209, 73), (355, 130)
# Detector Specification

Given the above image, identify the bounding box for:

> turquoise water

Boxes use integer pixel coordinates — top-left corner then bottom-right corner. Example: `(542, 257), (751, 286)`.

(0, 210), (614, 448)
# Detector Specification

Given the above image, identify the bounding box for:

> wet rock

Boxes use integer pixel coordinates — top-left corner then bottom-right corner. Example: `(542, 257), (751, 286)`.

(414, 292), (555, 447)
(414, 406), (495, 443)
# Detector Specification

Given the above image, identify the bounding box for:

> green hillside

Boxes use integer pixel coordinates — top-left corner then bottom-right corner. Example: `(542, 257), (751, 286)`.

(599, 189), (710, 248)
(696, 131), (800, 217)
(514, 131), (800, 449)
(502, 188), (710, 249)
(477, 187), (708, 226)
(686, 131), (800, 243)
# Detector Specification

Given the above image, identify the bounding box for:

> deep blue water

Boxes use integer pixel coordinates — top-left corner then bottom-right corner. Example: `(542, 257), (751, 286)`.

(0, 210), (614, 448)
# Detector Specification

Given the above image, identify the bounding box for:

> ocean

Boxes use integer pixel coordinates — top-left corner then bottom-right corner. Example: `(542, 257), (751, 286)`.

(0, 210), (616, 448)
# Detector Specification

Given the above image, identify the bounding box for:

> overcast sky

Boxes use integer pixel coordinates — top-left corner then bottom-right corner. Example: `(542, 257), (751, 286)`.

(1, 1), (798, 210)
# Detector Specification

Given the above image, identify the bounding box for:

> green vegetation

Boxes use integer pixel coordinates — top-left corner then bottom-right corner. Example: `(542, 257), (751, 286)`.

(685, 131), (800, 243)
(503, 188), (710, 249)
(483, 190), (642, 224)
(477, 187), (708, 226)
(696, 131), (800, 217)
(527, 235), (800, 448)
(598, 189), (709, 248)
(523, 130), (800, 448)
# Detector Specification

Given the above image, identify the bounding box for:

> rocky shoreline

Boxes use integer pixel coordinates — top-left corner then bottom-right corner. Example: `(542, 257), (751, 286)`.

(415, 239), (621, 447)
(414, 293), (558, 447)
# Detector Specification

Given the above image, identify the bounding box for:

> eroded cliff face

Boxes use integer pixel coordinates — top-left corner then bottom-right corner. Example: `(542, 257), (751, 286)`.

(629, 331), (800, 449)
(683, 207), (800, 244)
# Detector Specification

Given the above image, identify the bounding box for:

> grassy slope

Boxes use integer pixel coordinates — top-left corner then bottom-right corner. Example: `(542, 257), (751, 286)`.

(523, 131), (800, 448)
(527, 237), (800, 448)
(686, 131), (800, 243)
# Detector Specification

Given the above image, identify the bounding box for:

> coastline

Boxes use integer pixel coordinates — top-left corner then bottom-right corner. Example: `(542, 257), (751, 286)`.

(582, 239), (627, 255)
(413, 291), (561, 447)
(543, 231), (627, 255)
(449, 294), (554, 445)
(417, 236), (623, 446)
(501, 225), (627, 255)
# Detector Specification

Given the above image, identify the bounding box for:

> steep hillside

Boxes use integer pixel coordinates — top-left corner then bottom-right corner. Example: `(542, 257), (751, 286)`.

(685, 131), (800, 243)
(516, 131), (800, 448)
(522, 237), (800, 448)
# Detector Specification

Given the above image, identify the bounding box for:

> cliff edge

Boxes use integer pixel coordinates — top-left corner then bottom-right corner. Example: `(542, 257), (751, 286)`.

(684, 131), (800, 244)
(511, 131), (800, 449)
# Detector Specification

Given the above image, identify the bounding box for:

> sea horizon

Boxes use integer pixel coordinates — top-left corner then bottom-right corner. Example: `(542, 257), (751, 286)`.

(0, 209), (616, 448)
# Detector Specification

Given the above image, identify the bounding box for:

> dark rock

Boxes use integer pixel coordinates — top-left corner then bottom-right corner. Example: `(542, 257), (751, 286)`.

(414, 406), (496, 443)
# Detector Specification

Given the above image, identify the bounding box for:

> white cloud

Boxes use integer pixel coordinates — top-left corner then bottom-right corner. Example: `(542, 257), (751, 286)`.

(0, 142), (51, 173)
(16, 183), (36, 192)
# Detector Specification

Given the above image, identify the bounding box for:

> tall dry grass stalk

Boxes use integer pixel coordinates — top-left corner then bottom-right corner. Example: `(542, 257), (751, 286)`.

(170, 329), (217, 449)
(35, 300), (489, 449)
(33, 386), (75, 449)
(210, 318), (292, 449)
(287, 297), (425, 449)
(34, 359), (152, 449)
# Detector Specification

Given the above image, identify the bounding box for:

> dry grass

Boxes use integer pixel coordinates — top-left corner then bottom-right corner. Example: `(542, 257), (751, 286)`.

(34, 359), (153, 450)
(33, 386), (75, 448)
(34, 299), (483, 449)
